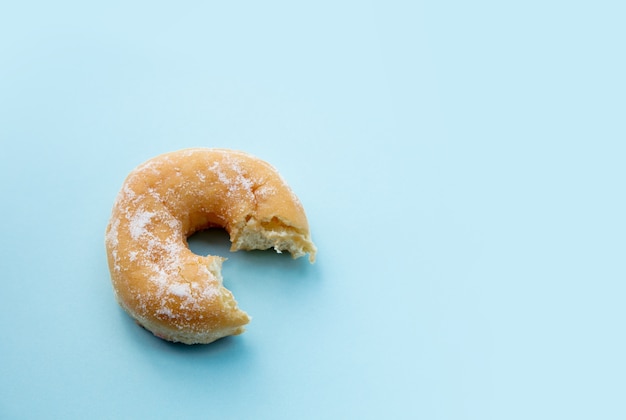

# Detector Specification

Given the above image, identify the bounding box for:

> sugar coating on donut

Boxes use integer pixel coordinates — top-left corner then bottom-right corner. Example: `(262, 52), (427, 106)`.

(105, 148), (316, 344)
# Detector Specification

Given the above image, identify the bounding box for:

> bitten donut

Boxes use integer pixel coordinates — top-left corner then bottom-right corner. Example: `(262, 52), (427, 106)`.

(105, 148), (316, 344)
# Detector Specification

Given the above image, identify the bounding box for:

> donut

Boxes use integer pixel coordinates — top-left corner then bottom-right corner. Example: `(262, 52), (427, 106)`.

(105, 148), (316, 344)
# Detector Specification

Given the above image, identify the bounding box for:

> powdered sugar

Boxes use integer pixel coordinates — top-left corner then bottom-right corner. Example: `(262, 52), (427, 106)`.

(129, 210), (156, 240)
(167, 282), (191, 298)
(105, 217), (121, 271)
(208, 154), (255, 200)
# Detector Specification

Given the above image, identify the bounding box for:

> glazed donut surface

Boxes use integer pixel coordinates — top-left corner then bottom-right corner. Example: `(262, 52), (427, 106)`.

(105, 148), (316, 344)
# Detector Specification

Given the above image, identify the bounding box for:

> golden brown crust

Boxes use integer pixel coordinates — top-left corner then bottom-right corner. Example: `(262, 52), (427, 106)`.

(105, 148), (316, 344)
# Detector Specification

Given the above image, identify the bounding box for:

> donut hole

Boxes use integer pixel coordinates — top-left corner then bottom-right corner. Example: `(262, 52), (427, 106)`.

(187, 228), (231, 257)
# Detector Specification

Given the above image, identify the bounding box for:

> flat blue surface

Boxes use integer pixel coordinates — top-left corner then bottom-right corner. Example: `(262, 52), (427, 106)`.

(1, 1), (625, 419)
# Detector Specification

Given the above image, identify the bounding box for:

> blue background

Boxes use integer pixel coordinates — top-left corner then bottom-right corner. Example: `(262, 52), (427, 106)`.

(1, 1), (625, 419)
